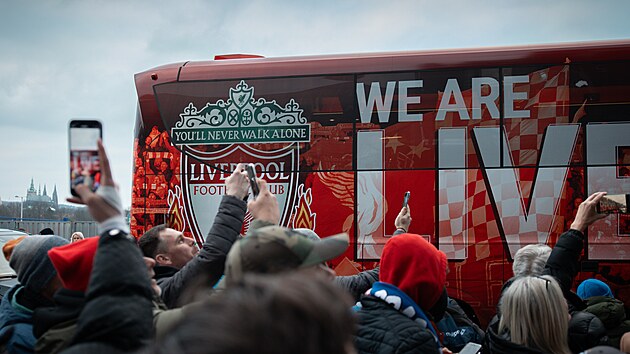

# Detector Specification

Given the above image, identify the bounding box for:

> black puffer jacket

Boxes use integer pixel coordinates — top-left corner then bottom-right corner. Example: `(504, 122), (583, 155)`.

(484, 319), (546, 354)
(156, 195), (246, 308)
(567, 310), (608, 353)
(584, 296), (630, 348)
(355, 296), (440, 354)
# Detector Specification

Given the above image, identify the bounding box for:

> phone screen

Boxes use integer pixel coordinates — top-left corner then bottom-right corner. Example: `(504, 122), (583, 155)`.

(597, 194), (629, 214)
(69, 121), (102, 196)
(403, 191), (410, 208)
(246, 164), (260, 198)
(459, 342), (482, 354)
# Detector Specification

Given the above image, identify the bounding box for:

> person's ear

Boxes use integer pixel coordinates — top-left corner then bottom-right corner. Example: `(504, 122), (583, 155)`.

(155, 253), (171, 265)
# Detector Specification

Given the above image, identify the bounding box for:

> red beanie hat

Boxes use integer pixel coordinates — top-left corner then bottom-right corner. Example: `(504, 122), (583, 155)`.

(379, 234), (447, 311)
(47, 236), (100, 292)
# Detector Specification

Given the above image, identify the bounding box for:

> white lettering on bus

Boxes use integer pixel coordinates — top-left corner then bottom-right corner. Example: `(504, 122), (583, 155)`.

(356, 81), (397, 123)
(356, 75), (530, 123)
(189, 162), (290, 183)
(472, 77), (500, 119)
(193, 183), (286, 195)
(398, 80), (423, 122)
(503, 75), (530, 119)
(436, 79), (469, 121)
(473, 124), (579, 258)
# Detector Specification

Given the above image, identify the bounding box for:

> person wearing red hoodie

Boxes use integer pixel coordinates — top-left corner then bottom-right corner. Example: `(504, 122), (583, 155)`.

(354, 233), (448, 354)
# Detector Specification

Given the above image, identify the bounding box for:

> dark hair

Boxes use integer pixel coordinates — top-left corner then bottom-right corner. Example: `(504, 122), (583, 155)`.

(39, 228), (54, 235)
(137, 224), (167, 258)
(149, 272), (355, 354)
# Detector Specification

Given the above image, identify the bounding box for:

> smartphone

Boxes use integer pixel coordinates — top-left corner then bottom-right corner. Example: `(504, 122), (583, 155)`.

(69, 120), (102, 197)
(403, 191), (411, 208)
(597, 194), (630, 214)
(246, 163), (260, 198)
(458, 342), (482, 354)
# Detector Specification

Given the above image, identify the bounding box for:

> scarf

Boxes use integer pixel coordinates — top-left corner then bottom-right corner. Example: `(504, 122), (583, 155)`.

(356, 281), (441, 348)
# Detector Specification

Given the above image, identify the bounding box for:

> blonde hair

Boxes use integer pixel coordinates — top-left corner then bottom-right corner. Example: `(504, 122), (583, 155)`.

(71, 232), (84, 242)
(499, 275), (570, 354)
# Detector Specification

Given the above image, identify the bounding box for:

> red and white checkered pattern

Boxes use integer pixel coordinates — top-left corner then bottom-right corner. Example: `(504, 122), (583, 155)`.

(483, 163), (568, 256)
(439, 169), (467, 259)
(437, 65), (570, 259)
(506, 66), (570, 166)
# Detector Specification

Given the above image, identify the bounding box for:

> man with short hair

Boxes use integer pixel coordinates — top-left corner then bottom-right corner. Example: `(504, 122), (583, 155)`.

(138, 163), (249, 308)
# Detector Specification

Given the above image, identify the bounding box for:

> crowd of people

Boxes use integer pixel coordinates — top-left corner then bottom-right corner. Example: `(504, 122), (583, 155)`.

(1, 140), (630, 354)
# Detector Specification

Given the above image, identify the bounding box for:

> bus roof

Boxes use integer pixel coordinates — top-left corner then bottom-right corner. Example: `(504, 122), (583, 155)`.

(134, 39), (630, 121)
(137, 40), (630, 84)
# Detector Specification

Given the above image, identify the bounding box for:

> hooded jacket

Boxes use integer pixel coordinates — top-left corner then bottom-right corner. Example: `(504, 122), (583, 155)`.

(379, 233), (447, 311)
(355, 295), (440, 354)
(354, 234), (447, 354)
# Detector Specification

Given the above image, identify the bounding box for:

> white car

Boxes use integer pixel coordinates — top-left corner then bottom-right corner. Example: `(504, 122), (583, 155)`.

(0, 228), (27, 298)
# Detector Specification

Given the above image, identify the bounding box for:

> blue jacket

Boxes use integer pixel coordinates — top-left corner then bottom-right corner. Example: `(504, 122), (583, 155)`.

(0, 285), (36, 354)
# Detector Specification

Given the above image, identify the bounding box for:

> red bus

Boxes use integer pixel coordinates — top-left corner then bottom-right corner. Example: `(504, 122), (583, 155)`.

(132, 40), (630, 324)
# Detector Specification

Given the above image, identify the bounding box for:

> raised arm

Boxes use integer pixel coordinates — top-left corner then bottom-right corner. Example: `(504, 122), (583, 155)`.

(158, 164), (249, 308)
(64, 140), (153, 352)
(543, 192), (606, 300)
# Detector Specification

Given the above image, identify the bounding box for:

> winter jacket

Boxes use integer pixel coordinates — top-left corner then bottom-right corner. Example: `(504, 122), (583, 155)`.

(33, 289), (84, 354)
(155, 195), (246, 308)
(541, 229), (609, 351)
(60, 229), (154, 354)
(0, 285), (36, 354)
(355, 296), (440, 354)
(484, 318), (546, 354)
(437, 298), (485, 352)
(34, 285), (192, 350)
(334, 267), (379, 301)
(567, 310), (608, 353)
(583, 296), (630, 348)
(542, 229), (586, 312)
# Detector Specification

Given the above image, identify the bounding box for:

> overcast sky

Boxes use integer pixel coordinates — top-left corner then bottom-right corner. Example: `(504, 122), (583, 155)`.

(1, 0), (629, 209)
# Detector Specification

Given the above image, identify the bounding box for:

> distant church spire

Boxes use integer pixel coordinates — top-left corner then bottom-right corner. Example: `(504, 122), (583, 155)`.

(52, 185), (58, 207)
(43, 185), (48, 197)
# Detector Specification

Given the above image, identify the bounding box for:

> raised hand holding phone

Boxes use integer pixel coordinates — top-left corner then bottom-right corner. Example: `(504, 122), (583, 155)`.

(247, 179), (279, 225)
(67, 139), (122, 223)
(224, 163), (249, 200)
(395, 205), (412, 233)
(570, 192), (607, 233)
